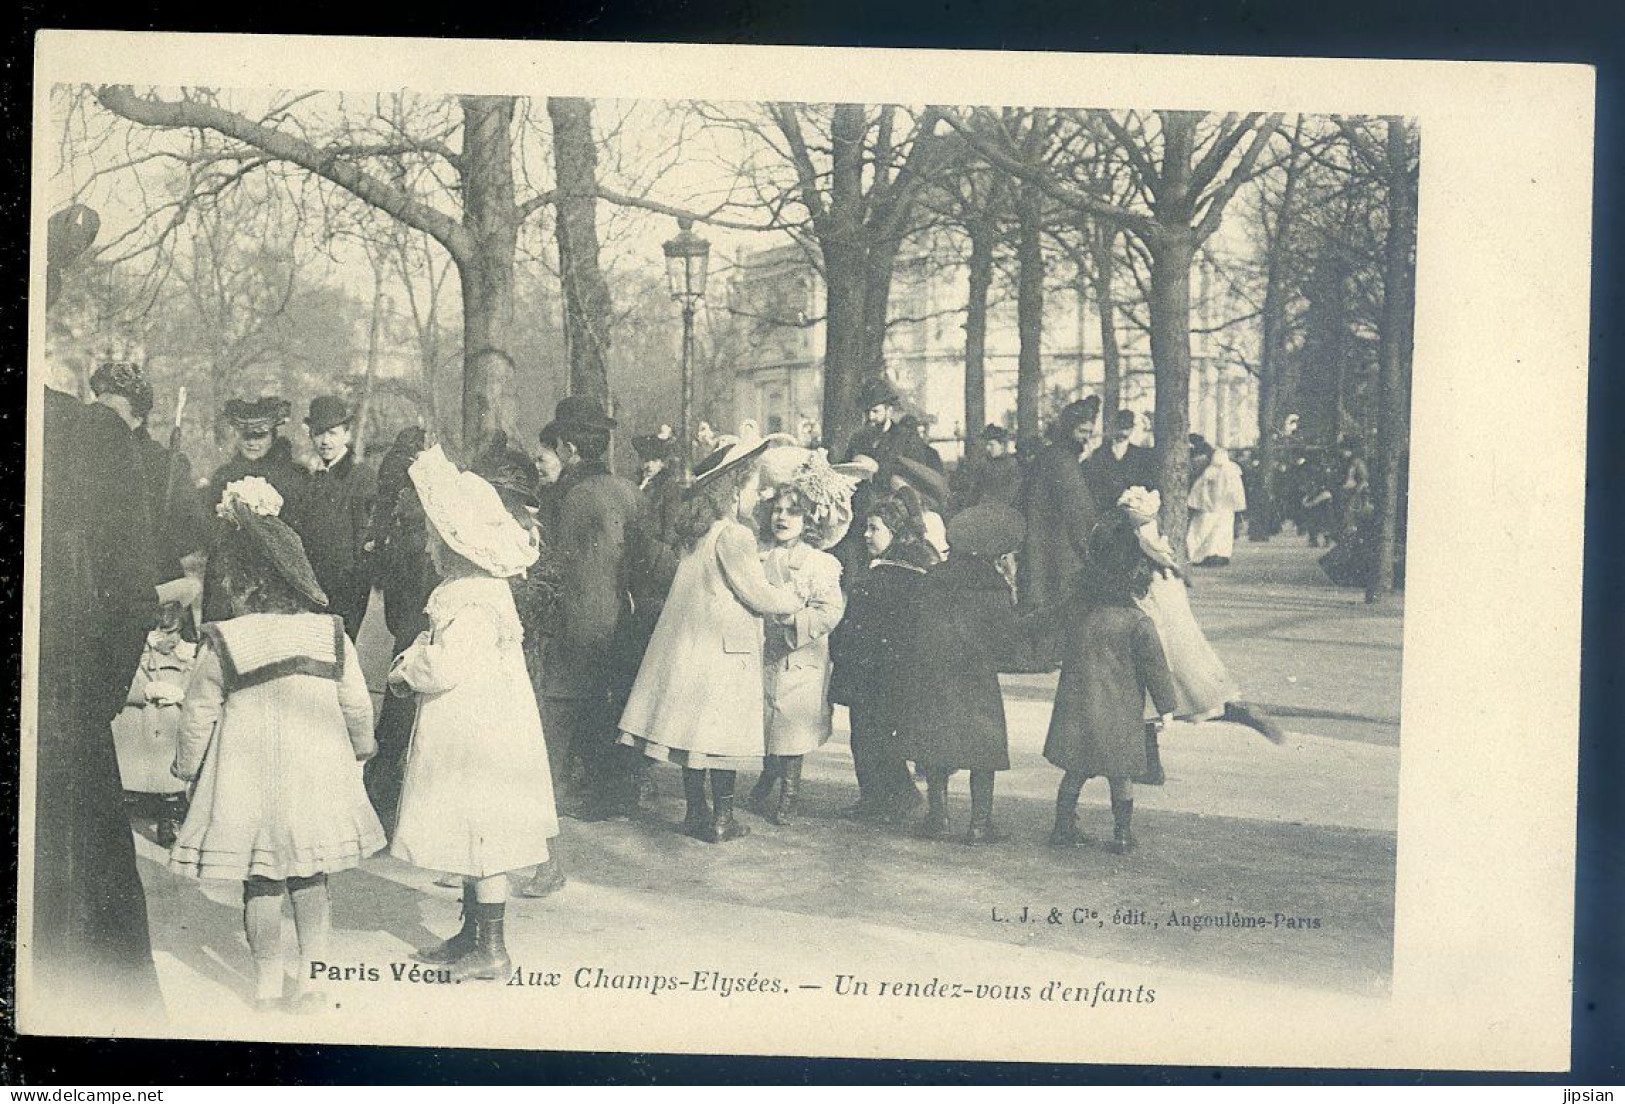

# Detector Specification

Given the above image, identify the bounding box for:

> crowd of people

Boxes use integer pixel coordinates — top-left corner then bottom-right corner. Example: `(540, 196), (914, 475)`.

(38, 361), (1303, 1018)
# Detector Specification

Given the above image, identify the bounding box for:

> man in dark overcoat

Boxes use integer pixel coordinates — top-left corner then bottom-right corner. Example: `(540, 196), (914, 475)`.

(1017, 396), (1102, 665)
(34, 381), (187, 1015)
(201, 397), (308, 623)
(539, 397), (675, 820)
(289, 395), (377, 639)
(1082, 407), (1157, 512)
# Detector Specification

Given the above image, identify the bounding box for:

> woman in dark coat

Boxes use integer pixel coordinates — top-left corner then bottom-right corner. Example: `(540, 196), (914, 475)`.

(828, 492), (939, 822)
(1017, 396), (1101, 663)
(201, 398), (308, 624)
(1041, 515), (1178, 855)
(893, 505), (1027, 844)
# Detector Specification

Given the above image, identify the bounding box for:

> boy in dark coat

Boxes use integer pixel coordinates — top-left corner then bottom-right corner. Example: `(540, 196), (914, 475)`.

(828, 492), (939, 822)
(1040, 514), (1178, 854)
(894, 505), (1027, 844)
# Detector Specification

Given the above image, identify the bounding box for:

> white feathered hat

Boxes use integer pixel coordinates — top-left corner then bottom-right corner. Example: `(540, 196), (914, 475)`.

(409, 444), (538, 578)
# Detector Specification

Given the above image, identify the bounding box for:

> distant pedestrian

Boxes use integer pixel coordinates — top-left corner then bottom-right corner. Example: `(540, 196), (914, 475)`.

(170, 477), (384, 1012)
(389, 446), (559, 982)
(1187, 447), (1248, 566)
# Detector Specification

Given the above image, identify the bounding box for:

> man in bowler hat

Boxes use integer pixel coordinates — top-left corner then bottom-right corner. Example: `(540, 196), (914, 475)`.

(292, 395), (377, 640)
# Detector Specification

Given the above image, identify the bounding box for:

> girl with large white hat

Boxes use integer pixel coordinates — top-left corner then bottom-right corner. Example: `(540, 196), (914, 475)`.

(386, 445), (559, 981)
(617, 435), (809, 842)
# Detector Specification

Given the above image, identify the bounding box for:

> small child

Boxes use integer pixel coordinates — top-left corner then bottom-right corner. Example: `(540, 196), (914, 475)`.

(171, 477), (384, 1012)
(114, 605), (196, 846)
(893, 504), (1027, 844)
(749, 451), (852, 824)
(1041, 513), (1178, 854)
(388, 445), (560, 981)
(828, 491), (940, 822)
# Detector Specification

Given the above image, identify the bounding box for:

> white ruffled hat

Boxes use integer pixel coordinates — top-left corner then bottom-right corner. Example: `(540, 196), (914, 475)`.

(409, 444), (538, 578)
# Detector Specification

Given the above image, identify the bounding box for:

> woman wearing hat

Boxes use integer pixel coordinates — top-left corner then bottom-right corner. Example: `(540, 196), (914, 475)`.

(170, 477), (385, 1012)
(202, 397), (307, 624)
(387, 446), (559, 981)
(1018, 397), (1102, 659)
(618, 437), (809, 843)
(746, 450), (855, 825)
(893, 504), (1028, 844)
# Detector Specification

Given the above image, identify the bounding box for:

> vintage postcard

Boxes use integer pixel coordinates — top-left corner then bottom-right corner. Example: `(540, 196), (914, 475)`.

(20, 30), (1592, 1071)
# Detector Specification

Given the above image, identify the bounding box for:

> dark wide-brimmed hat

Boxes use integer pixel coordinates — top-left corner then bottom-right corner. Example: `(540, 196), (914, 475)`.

(686, 436), (772, 497)
(855, 377), (901, 411)
(541, 395), (617, 441)
(223, 397), (291, 435)
(88, 361), (154, 419)
(473, 431), (542, 510)
(892, 455), (950, 510)
(216, 482), (328, 610)
(1109, 407), (1138, 431)
(948, 503), (1025, 559)
(632, 428), (678, 462)
(304, 395), (355, 435)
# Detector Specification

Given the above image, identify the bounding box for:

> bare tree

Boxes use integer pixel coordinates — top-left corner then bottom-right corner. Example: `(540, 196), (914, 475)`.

(950, 107), (1281, 556)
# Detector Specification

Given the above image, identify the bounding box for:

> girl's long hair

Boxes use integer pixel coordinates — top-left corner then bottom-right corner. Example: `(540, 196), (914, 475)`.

(674, 464), (754, 552)
(217, 535), (316, 616)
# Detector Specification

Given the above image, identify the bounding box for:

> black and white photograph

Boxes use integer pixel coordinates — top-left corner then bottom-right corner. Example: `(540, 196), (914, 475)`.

(18, 32), (1591, 1070)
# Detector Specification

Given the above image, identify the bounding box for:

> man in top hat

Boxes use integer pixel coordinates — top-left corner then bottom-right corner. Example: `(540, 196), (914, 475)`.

(1083, 407), (1158, 511)
(291, 395), (377, 640)
(538, 396), (676, 820)
(89, 361), (208, 589)
(202, 396), (308, 623)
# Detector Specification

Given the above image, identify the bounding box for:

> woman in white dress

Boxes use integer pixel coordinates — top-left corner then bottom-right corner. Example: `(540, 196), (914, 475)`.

(1187, 448), (1248, 565)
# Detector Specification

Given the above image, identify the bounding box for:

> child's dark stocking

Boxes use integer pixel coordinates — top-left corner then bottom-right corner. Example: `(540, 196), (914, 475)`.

(708, 769), (749, 843)
(287, 873), (331, 1011)
(749, 756), (780, 815)
(1108, 777), (1136, 854)
(920, 768), (951, 839)
(241, 877), (286, 1007)
(771, 756), (803, 825)
(1137, 722), (1166, 786)
(682, 767), (711, 839)
(1050, 771), (1089, 847)
(965, 770), (998, 846)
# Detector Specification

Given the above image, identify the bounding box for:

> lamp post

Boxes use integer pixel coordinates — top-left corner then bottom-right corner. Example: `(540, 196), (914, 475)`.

(662, 217), (711, 474)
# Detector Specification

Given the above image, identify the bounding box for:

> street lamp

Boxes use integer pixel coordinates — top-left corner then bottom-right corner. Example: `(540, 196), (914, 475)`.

(662, 217), (711, 474)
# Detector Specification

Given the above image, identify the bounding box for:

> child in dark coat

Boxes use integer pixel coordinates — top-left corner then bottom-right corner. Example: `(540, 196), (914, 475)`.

(893, 505), (1027, 844)
(1041, 514), (1178, 854)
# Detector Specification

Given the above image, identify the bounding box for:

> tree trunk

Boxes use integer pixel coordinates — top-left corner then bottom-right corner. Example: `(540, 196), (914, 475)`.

(1090, 222), (1123, 420)
(1015, 176), (1045, 447)
(1148, 230), (1197, 562)
(1368, 117), (1417, 602)
(963, 215), (994, 436)
(548, 97), (614, 403)
(355, 261), (385, 461)
(458, 96), (519, 450)
(821, 104), (869, 458)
